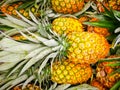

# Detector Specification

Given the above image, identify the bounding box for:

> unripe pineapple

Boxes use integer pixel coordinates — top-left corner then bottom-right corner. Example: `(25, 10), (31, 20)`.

(51, 60), (92, 84)
(51, 0), (84, 14)
(67, 32), (110, 64)
(96, 55), (120, 88)
(52, 17), (84, 35)
(13, 84), (41, 90)
(0, 1), (39, 19)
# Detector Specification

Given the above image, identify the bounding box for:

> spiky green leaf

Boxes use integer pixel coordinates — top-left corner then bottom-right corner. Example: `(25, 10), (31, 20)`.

(99, 57), (120, 63)
(107, 62), (120, 67)
(84, 21), (115, 29)
(110, 80), (120, 90)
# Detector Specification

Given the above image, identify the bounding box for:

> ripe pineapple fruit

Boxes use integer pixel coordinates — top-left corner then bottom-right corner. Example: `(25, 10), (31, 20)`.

(95, 0), (120, 12)
(51, 0), (84, 14)
(79, 16), (110, 37)
(52, 17), (84, 35)
(90, 79), (107, 90)
(51, 60), (92, 84)
(0, 1), (39, 19)
(13, 84), (41, 90)
(52, 17), (110, 64)
(12, 35), (27, 41)
(66, 32), (110, 64)
(96, 55), (120, 88)
(0, 11), (110, 89)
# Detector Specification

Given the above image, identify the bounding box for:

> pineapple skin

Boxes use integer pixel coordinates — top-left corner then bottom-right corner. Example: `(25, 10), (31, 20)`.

(87, 18), (110, 37)
(0, 2), (39, 19)
(51, 60), (92, 84)
(51, 0), (85, 14)
(12, 35), (27, 41)
(67, 32), (110, 64)
(95, 0), (120, 12)
(52, 17), (83, 35)
(13, 84), (41, 90)
(96, 55), (120, 88)
(91, 79), (108, 90)
(79, 16), (110, 37)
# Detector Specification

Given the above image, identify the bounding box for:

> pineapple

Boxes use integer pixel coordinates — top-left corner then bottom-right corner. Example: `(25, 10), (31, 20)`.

(0, 11), (110, 89)
(52, 17), (110, 64)
(95, 0), (120, 12)
(96, 55), (120, 88)
(12, 35), (27, 41)
(0, 1), (40, 19)
(51, 60), (92, 84)
(83, 6), (120, 44)
(51, 0), (85, 14)
(79, 16), (110, 37)
(90, 79), (107, 90)
(52, 17), (84, 35)
(13, 84), (41, 90)
(66, 32), (110, 64)
(83, 6), (120, 90)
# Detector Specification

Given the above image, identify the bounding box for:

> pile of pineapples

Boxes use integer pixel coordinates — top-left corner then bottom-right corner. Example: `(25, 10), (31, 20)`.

(0, 0), (120, 90)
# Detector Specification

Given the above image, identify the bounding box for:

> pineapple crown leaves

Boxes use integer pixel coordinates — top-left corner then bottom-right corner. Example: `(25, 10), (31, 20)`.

(0, 11), (70, 89)
(49, 83), (98, 90)
(16, 1), (36, 10)
(109, 44), (120, 55)
(99, 56), (120, 63)
(110, 80), (120, 90)
(83, 5), (120, 47)
(83, 11), (119, 30)
(1, 75), (28, 90)
(83, 3), (120, 30)
(0, 59), (50, 90)
(0, 10), (49, 38)
(112, 33), (120, 49)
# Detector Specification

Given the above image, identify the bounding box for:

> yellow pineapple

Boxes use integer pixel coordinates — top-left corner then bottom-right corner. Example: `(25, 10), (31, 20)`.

(0, 1), (39, 19)
(51, 0), (85, 14)
(66, 32), (110, 64)
(52, 17), (84, 35)
(51, 60), (92, 84)
(0, 11), (110, 89)
(13, 84), (42, 90)
(52, 17), (110, 64)
(96, 55), (120, 88)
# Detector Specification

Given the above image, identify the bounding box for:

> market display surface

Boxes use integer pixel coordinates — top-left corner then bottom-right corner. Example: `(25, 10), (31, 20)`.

(0, 0), (120, 90)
